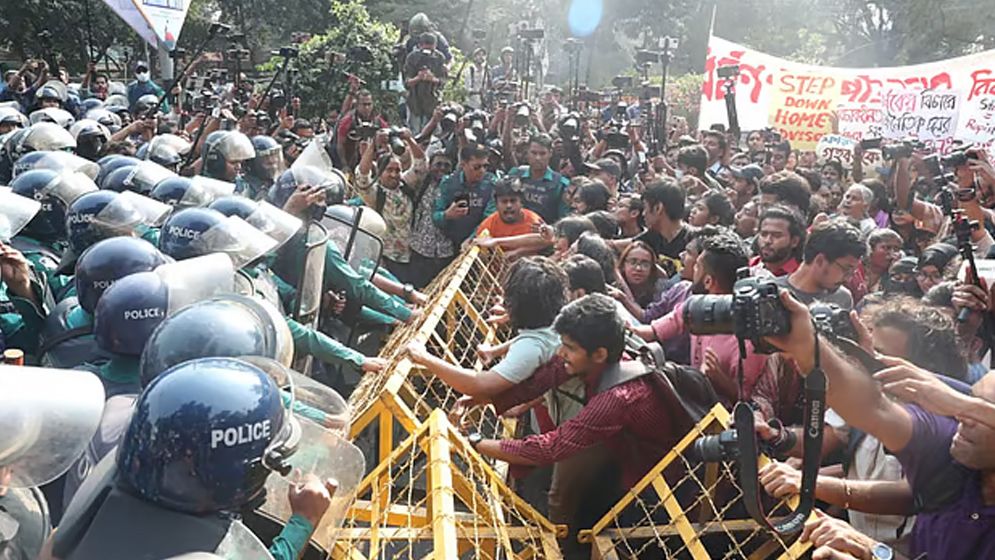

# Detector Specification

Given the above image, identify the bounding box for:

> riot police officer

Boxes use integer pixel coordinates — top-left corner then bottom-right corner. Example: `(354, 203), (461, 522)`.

(38, 236), (171, 369)
(138, 133), (192, 172)
(244, 135), (285, 200)
(0, 188), (45, 358)
(150, 176), (214, 209)
(0, 122), (77, 182)
(69, 120), (112, 161)
(200, 130), (255, 194)
(13, 150), (99, 181)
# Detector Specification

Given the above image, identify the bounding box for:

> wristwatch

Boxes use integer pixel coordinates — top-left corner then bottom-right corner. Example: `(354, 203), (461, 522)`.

(870, 542), (894, 560)
(403, 283), (415, 300)
(467, 432), (483, 450)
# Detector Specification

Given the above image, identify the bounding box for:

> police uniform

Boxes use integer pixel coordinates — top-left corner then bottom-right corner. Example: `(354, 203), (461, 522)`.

(11, 234), (71, 302)
(38, 298), (110, 369)
(0, 271), (48, 360)
(507, 165), (571, 224)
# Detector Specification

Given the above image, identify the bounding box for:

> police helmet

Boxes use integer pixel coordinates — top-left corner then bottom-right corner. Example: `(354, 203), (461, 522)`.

(0, 106), (28, 129)
(100, 164), (136, 192)
(209, 196), (302, 247)
(21, 122), (77, 153)
(70, 119), (112, 161)
(84, 107), (122, 133)
(116, 356), (298, 514)
(79, 98), (104, 114)
(94, 254), (235, 355)
(13, 150), (99, 180)
(133, 93), (160, 116)
(75, 236), (172, 314)
(35, 81), (68, 103)
(65, 189), (171, 261)
(139, 133), (192, 170)
(201, 131), (255, 179)
(159, 207), (278, 268)
(104, 94), (130, 114)
(29, 107), (75, 129)
(151, 176), (212, 209)
(268, 165), (346, 218)
(140, 295), (294, 386)
(10, 169), (98, 239)
(0, 187), (42, 242)
(118, 160), (177, 195)
(96, 154), (141, 186)
(248, 135), (285, 183)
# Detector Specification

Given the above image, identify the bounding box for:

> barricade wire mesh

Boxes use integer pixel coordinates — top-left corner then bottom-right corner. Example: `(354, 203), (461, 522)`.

(578, 405), (813, 560)
(333, 410), (565, 559)
(348, 245), (515, 466)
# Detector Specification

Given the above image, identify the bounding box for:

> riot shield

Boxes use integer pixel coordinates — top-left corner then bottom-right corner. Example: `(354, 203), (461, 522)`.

(292, 221), (329, 376)
(291, 135), (335, 175)
(321, 206), (382, 282)
(0, 366), (105, 488)
(254, 362), (364, 553)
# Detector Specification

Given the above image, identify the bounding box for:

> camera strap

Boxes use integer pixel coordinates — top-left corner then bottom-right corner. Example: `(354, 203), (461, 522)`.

(735, 326), (826, 536)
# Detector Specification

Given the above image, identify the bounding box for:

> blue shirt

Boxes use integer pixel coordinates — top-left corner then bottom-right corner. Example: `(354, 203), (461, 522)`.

(434, 170), (497, 244)
(126, 80), (169, 112)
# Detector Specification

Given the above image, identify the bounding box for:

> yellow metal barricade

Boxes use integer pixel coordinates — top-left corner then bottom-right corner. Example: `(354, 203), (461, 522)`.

(348, 245), (515, 465)
(578, 405), (813, 559)
(333, 410), (566, 559)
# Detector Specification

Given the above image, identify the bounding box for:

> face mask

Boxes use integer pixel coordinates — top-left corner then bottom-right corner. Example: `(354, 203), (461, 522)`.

(136, 71), (150, 83)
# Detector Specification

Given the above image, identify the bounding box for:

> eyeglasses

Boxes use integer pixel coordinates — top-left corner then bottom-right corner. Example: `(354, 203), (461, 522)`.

(624, 259), (653, 270)
(831, 260), (857, 279)
(916, 270), (943, 281)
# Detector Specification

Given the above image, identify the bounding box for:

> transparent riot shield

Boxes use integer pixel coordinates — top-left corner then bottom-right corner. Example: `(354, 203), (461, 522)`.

(213, 519), (276, 559)
(291, 135), (335, 175)
(321, 206), (382, 282)
(256, 364), (364, 553)
(292, 221), (329, 376)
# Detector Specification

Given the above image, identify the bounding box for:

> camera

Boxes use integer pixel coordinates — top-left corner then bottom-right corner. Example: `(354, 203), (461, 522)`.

(716, 64), (740, 80)
(692, 429), (740, 462)
(276, 46), (299, 59)
(518, 28), (545, 40)
(881, 141), (918, 161)
(440, 105), (461, 133)
(859, 137), (882, 151)
(597, 124), (630, 151)
(810, 303), (857, 340)
(512, 102), (532, 128)
(347, 45), (374, 64)
(384, 126), (406, 156)
(351, 120), (379, 141)
(942, 145), (980, 169)
(611, 75), (634, 89)
(922, 153), (943, 178)
(683, 274), (790, 352)
(464, 110), (489, 144)
(472, 28), (487, 40)
(558, 112), (581, 143)
(635, 49), (663, 66)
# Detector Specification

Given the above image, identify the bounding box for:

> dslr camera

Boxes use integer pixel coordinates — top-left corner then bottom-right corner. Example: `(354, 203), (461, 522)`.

(810, 302), (857, 340)
(383, 126), (407, 156)
(683, 273), (791, 352)
(351, 119), (379, 141)
(693, 418), (791, 462)
(464, 110), (489, 144)
(558, 112), (582, 144)
(942, 145), (981, 169)
(512, 102), (532, 128)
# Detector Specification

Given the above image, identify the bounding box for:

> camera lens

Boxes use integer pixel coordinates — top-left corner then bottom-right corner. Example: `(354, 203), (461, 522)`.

(683, 294), (736, 335)
(691, 431), (737, 463)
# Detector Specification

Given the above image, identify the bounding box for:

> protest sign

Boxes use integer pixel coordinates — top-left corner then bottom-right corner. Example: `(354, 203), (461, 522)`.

(700, 36), (995, 151)
(102, 0), (191, 48)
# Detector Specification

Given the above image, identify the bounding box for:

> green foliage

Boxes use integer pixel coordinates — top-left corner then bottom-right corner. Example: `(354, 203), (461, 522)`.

(441, 47), (468, 104)
(666, 73), (704, 125)
(260, 0), (401, 121)
(0, 0), (141, 73)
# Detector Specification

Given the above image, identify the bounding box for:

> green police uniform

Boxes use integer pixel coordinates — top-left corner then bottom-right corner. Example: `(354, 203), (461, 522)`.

(0, 281), (45, 360)
(12, 235), (71, 304)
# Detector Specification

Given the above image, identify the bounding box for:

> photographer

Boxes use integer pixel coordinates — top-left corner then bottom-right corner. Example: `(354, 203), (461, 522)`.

(403, 32), (447, 134)
(409, 150), (457, 288)
(354, 127), (427, 283)
(760, 286), (995, 559)
(0, 59), (49, 111)
(491, 47), (517, 88)
(507, 133), (571, 224)
(336, 88), (389, 172)
(775, 219), (865, 310)
(632, 229), (766, 402)
(464, 48), (489, 110)
(80, 62), (109, 101)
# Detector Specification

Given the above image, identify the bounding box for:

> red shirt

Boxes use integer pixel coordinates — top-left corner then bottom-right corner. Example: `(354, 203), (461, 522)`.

(336, 111), (388, 141)
(493, 356), (689, 488)
(748, 255), (800, 277)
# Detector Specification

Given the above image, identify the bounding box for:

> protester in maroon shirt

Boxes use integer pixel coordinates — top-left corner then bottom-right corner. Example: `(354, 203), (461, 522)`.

(467, 293), (693, 488)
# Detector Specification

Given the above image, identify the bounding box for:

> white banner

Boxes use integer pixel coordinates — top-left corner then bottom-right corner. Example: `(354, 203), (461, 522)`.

(103, 0), (158, 47)
(700, 36), (995, 152)
(102, 0), (191, 49)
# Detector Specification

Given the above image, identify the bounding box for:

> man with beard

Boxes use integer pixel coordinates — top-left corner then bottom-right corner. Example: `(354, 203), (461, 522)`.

(774, 218), (865, 310)
(750, 205), (805, 278)
(632, 229), (767, 402)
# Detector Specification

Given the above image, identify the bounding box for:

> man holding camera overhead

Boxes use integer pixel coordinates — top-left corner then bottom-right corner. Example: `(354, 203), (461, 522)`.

(337, 82), (389, 172)
(403, 32), (447, 135)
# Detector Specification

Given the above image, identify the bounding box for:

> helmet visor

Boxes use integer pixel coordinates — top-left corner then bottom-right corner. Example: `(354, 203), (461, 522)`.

(246, 202), (303, 247)
(195, 216), (279, 269)
(0, 187), (42, 241)
(116, 191), (173, 227)
(290, 139), (335, 175)
(218, 132), (256, 162)
(25, 122), (76, 151)
(175, 182), (212, 209)
(43, 171), (98, 205)
(156, 252), (235, 314)
(126, 160), (176, 195)
(0, 366), (105, 488)
(18, 151), (99, 180)
(190, 176), (236, 200)
(255, 149), (285, 181)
